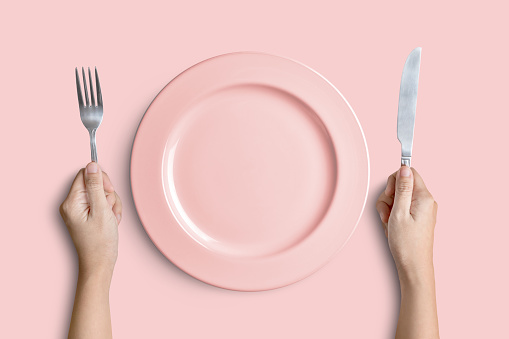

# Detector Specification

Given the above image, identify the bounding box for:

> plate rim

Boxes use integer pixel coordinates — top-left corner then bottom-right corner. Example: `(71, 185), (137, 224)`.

(130, 51), (370, 291)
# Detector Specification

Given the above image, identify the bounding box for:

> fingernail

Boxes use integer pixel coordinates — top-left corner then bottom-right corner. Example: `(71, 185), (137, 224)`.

(86, 162), (98, 174)
(400, 166), (411, 177)
(116, 213), (122, 223)
(378, 210), (384, 221)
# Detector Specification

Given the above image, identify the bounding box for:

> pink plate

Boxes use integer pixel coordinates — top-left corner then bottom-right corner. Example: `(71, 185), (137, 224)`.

(131, 52), (369, 291)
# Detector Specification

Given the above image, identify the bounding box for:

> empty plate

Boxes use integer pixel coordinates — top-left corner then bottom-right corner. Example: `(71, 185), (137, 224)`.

(131, 52), (369, 291)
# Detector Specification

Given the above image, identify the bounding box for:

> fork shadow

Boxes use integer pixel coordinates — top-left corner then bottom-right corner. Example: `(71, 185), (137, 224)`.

(370, 182), (401, 338)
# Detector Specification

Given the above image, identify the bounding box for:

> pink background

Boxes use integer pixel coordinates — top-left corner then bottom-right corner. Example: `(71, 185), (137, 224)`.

(1, 0), (508, 338)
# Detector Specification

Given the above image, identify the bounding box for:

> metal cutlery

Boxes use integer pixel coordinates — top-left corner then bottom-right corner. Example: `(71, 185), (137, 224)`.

(75, 67), (103, 163)
(397, 47), (421, 167)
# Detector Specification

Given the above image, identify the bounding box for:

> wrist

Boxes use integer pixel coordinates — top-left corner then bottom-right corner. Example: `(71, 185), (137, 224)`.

(397, 261), (435, 288)
(78, 260), (115, 284)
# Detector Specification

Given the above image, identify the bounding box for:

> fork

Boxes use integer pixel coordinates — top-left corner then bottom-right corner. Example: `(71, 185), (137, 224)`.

(75, 67), (103, 163)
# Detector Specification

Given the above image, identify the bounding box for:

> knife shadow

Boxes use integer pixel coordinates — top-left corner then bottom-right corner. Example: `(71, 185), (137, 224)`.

(370, 182), (401, 338)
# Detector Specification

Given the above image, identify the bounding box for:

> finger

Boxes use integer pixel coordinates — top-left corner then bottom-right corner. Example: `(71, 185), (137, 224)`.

(377, 183), (394, 225)
(376, 200), (391, 226)
(410, 168), (432, 198)
(375, 189), (391, 237)
(378, 185), (394, 208)
(67, 168), (85, 196)
(376, 199), (390, 239)
(61, 169), (86, 219)
(106, 190), (116, 207)
(84, 162), (108, 213)
(393, 165), (414, 217)
(102, 171), (115, 193)
(385, 171), (397, 197)
(102, 171), (116, 207)
(112, 192), (123, 224)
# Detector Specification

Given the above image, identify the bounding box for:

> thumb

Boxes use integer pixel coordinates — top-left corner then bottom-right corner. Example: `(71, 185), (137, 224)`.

(393, 166), (414, 217)
(84, 162), (108, 212)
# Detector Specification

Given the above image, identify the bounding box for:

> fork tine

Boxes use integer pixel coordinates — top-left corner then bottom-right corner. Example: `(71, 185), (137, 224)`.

(88, 67), (96, 106)
(95, 67), (103, 107)
(75, 68), (84, 107)
(82, 67), (90, 107)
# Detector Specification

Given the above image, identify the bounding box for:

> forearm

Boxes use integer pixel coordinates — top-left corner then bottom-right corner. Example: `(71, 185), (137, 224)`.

(396, 264), (439, 339)
(68, 267), (113, 339)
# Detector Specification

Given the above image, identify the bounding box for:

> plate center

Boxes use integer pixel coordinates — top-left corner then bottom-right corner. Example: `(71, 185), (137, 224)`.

(165, 84), (336, 257)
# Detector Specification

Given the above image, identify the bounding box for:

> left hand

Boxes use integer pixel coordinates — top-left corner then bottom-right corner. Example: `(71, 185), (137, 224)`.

(60, 162), (122, 276)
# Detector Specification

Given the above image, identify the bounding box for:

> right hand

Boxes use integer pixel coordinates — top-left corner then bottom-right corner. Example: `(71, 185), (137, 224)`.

(376, 166), (438, 281)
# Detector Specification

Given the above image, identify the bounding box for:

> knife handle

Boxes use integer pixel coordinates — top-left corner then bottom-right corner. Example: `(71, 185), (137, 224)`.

(401, 157), (411, 167)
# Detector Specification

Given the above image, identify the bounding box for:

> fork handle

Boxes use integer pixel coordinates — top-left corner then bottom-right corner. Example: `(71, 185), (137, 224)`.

(88, 129), (98, 163)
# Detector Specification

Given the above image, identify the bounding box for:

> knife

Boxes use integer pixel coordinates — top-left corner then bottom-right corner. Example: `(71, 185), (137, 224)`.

(397, 47), (421, 167)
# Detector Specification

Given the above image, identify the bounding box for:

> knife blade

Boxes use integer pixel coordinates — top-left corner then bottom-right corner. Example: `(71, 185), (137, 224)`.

(397, 47), (421, 167)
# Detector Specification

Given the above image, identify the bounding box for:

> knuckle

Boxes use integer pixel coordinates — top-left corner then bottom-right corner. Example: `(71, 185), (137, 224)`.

(391, 210), (407, 221)
(116, 193), (123, 207)
(86, 176), (102, 191)
(61, 200), (69, 212)
(422, 194), (435, 205)
(390, 213), (407, 225)
(396, 180), (413, 194)
(60, 200), (71, 218)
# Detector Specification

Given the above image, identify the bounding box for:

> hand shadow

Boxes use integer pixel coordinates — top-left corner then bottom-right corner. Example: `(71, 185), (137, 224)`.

(370, 182), (401, 338)
(55, 172), (80, 339)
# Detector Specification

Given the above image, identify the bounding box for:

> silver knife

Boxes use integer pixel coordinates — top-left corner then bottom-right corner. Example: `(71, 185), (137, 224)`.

(397, 47), (421, 167)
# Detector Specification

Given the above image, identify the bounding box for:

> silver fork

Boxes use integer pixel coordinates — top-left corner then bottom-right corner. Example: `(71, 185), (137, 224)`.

(75, 67), (103, 163)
